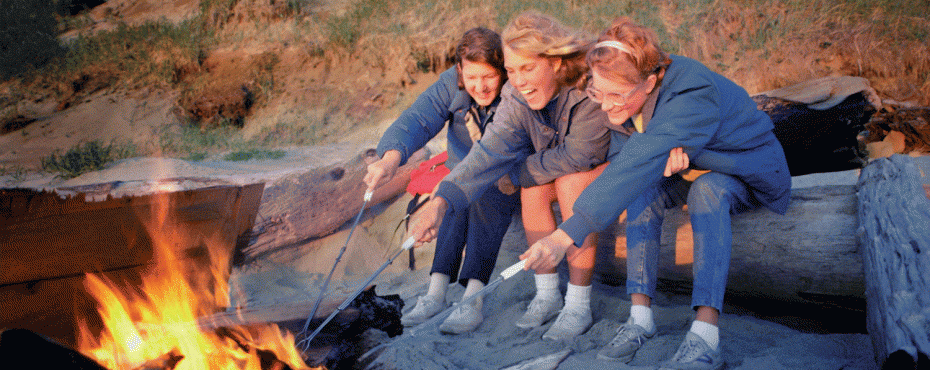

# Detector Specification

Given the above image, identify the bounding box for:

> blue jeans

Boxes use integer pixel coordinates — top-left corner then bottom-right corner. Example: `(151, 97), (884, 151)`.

(626, 172), (759, 311)
(432, 186), (519, 285)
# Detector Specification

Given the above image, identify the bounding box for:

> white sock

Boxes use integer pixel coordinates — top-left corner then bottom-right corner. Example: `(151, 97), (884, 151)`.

(426, 273), (450, 300)
(689, 320), (719, 351)
(534, 273), (560, 301)
(563, 283), (591, 313)
(630, 305), (655, 333)
(462, 279), (485, 309)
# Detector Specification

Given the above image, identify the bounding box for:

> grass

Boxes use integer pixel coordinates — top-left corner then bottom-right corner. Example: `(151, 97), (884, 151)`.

(2, 0), (929, 170)
(41, 140), (137, 179)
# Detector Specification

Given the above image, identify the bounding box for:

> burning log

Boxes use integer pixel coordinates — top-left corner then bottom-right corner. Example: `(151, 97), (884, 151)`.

(0, 181), (264, 347)
(132, 348), (183, 370)
(856, 155), (930, 368)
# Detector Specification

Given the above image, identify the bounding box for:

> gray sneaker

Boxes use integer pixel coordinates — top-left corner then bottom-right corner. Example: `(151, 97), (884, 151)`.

(438, 301), (482, 334)
(515, 295), (563, 329)
(401, 295), (445, 327)
(596, 319), (656, 362)
(659, 332), (724, 370)
(541, 307), (592, 341)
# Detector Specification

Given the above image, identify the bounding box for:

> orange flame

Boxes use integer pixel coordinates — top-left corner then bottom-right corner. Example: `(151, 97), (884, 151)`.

(76, 187), (316, 370)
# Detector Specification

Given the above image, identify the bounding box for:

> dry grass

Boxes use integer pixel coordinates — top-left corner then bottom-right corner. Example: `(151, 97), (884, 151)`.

(2, 0), (928, 161)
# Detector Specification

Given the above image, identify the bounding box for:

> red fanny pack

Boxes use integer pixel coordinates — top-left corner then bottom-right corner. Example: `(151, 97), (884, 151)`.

(406, 151), (449, 195)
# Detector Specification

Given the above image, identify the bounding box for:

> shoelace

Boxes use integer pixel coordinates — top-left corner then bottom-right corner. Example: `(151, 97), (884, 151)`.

(608, 326), (638, 346)
(672, 337), (702, 361)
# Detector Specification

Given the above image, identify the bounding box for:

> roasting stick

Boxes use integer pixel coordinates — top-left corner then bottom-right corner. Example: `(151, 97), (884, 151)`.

(297, 236), (416, 351)
(407, 259), (527, 337)
(301, 189), (374, 335)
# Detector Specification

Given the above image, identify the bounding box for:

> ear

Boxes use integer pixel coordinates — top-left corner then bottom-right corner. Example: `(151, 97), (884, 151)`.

(645, 73), (658, 94)
(550, 57), (562, 73)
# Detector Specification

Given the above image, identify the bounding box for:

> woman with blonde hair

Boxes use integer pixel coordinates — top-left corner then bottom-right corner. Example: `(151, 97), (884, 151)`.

(407, 12), (687, 341)
(521, 17), (791, 369)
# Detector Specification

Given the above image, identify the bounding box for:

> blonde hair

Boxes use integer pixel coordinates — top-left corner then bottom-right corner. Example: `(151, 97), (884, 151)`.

(586, 17), (672, 85)
(502, 11), (593, 87)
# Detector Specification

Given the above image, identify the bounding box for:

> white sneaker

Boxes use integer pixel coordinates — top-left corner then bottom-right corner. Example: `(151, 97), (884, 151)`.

(541, 307), (592, 341)
(659, 332), (724, 370)
(514, 295), (563, 329)
(401, 295), (445, 327)
(438, 301), (482, 334)
(597, 319), (656, 362)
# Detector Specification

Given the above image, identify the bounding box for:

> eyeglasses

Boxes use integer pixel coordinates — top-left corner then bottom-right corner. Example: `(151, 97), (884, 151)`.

(585, 81), (645, 107)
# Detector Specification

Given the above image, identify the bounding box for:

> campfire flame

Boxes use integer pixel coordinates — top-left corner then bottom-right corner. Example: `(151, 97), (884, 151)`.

(76, 187), (315, 370)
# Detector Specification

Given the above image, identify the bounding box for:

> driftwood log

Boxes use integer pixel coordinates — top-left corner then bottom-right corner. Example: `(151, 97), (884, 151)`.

(856, 155), (930, 368)
(753, 76), (877, 176)
(245, 148), (429, 261)
(594, 179), (863, 305)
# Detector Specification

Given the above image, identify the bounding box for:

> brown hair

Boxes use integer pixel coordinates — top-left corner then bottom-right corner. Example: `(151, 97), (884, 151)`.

(455, 27), (506, 90)
(586, 17), (672, 86)
(501, 11), (593, 87)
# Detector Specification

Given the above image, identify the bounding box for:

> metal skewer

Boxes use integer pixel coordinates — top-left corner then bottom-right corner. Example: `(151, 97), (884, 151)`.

(298, 236), (416, 350)
(301, 189), (374, 335)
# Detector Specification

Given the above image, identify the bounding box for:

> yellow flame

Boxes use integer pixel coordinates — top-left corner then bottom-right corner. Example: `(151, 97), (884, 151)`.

(77, 189), (315, 370)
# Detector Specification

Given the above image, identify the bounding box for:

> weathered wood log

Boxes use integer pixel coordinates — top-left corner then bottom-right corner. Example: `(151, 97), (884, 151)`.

(246, 148), (429, 259)
(0, 181), (264, 347)
(594, 178), (863, 305)
(856, 155), (930, 367)
(753, 76), (877, 176)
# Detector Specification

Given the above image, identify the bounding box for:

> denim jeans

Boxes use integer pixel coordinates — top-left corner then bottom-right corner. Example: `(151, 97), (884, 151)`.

(432, 185), (520, 286)
(625, 172), (759, 311)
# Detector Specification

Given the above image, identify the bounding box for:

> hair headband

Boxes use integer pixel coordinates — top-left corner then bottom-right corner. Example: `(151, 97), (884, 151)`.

(594, 40), (633, 55)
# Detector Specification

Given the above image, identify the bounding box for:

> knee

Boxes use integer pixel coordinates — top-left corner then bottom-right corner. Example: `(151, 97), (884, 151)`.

(687, 174), (731, 213)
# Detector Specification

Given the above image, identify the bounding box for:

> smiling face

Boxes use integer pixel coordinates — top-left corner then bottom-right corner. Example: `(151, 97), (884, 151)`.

(503, 45), (561, 110)
(460, 60), (504, 107)
(590, 69), (655, 130)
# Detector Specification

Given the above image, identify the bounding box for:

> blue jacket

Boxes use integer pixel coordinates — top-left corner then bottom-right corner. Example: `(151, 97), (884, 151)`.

(376, 67), (498, 170)
(436, 82), (612, 215)
(560, 55), (792, 245)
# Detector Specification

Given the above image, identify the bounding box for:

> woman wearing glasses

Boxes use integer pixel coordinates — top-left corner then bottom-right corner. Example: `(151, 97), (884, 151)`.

(521, 17), (790, 370)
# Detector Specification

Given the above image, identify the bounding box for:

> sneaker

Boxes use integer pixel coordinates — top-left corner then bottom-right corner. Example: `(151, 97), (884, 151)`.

(659, 332), (724, 370)
(438, 301), (482, 334)
(514, 295), (563, 329)
(541, 307), (592, 341)
(401, 295), (445, 327)
(596, 319), (656, 362)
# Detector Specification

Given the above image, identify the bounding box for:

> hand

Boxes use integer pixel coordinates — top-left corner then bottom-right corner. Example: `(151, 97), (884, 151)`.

(407, 196), (448, 247)
(664, 147), (690, 177)
(520, 229), (575, 271)
(495, 175), (518, 195)
(363, 150), (401, 193)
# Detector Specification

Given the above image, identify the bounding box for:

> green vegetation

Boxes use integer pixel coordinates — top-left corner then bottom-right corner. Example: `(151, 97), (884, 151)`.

(2, 0), (928, 173)
(223, 149), (286, 161)
(41, 140), (137, 179)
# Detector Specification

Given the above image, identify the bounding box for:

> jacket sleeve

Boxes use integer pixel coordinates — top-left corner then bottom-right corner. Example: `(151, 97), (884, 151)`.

(559, 77), (722, 245)
(435, 93), (534, 214)
(512, 98), (611, 187)
(376, 68), (458, 166)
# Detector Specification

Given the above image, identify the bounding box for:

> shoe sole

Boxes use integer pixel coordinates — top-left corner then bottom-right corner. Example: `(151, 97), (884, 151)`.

(596, 352), (635, 363)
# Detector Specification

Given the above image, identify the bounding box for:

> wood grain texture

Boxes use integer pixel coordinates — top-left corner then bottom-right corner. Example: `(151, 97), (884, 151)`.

(857, 154), (930, 366)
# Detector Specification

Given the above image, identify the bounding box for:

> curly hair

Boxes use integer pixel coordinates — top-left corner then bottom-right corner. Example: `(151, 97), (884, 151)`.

(455, 27), (506, 90)
(501, 11), (594, 87)
(586, 17), (672, 86)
